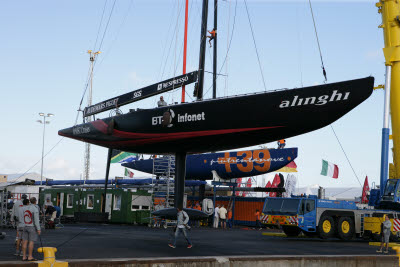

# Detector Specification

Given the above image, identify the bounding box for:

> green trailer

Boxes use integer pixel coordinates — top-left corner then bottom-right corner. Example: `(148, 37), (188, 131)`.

(39, 187), (152, 224)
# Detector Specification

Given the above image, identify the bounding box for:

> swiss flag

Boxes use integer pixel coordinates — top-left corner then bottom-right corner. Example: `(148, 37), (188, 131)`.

(265, 181), (272, 197)
(235, 178), (242, 196)
(269, 174), (281, 197)
(246, 178), (252, 188)
(361, 176), (370, 204)
(242, 178), (252, 197)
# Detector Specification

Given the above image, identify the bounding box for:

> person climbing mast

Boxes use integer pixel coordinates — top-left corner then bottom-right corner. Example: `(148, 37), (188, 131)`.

(207, 28), (216, 47)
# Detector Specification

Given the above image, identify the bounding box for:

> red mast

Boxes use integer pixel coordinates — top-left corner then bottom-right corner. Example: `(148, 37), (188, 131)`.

(182, 0), (189, 103)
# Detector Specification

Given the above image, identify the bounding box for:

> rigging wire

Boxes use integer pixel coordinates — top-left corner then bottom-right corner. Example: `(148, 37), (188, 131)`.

(168, 0), (183, 105)
(56, 228), (89, 249)
(224, 0), (232, 97)
(12, 2), (119, 184)
(162, 0), (199, 105)
(77, 0), (118, 116)
(159, 0), (184, 105)
(77, 65), (93, 112)
(308, 0), (327, 82)
(160, 0), (184, 81)
(243, 0), (267, 92)
(157, 0), (180, 81)
(155, 0), (200, 106)
(10, 138), (65, 183)
(10, 109), (84, 184)
(93, 0), (109, 51)
(95, 0), (135, 70)
(96, 0), (117, 53)
(203, 0), (237, 97)
(331, 187), (356, 197)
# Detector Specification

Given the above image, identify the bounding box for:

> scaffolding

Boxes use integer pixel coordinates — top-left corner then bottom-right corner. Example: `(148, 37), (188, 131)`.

(151, 155), (175, 210)
(0, 190), (8, 227)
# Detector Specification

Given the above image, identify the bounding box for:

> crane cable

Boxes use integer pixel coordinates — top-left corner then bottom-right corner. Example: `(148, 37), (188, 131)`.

(307, 1), (363, 189)
(308, 0), (327, 82)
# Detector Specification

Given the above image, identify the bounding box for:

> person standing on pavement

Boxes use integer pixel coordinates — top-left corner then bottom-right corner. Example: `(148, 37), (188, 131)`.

(213, 204), (220, 228)
(219, 205), (227, 229)
(255, 209), (262, 230)
(169, 208), (192, 248)
(21, 197), (41, 261)
(11, 194), (27, 255)
(227, 208), (233, 229)
(377, 215), (392, 254)
(14, 196), (28, 257)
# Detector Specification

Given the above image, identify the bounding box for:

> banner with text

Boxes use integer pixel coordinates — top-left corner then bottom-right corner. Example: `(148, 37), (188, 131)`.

(84, 71), (198, 117)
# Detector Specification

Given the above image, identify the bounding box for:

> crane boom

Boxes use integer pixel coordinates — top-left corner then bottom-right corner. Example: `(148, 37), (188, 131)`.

(377, 0), (400, 194)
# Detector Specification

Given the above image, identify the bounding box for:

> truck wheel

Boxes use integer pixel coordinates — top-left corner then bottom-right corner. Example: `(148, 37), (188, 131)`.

(337, 217), (355, 240)
(282, 226), (301, 237)
(318, 216), (335, 239)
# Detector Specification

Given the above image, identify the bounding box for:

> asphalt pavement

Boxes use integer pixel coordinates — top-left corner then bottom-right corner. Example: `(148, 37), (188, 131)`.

(0, 223), (392, 261)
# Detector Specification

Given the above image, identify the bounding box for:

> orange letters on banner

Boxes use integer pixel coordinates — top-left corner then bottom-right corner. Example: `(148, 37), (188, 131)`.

(237, 151), (253, 172)
(253, 149), (271, 172)
(217, 152), (237, 173)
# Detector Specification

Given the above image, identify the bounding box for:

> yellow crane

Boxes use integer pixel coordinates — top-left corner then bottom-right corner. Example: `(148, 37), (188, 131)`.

(377, 0), (400, 201)
(362, 0), (400, 240)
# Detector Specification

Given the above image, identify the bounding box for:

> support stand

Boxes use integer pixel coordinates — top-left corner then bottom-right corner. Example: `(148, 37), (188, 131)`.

(199, 184), (205, 202)
(174, 152), (187, 210)
(102, 148), (113, 213)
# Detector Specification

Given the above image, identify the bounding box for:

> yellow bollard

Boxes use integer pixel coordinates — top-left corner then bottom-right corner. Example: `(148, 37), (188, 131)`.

(37, 247), (68, 267)
(392, 246), (400, 267)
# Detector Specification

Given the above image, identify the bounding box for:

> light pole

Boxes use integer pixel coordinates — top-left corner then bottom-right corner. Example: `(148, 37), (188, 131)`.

(37, 113), (54, 185)
(84, 50), (100, 181)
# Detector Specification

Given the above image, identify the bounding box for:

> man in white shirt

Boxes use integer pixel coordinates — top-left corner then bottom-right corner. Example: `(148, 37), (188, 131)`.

(218, 205), (227, 229)
(21, 197), (41, 261)
(213, 204), (220, 228)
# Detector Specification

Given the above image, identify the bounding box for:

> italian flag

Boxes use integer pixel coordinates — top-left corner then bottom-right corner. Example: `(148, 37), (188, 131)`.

(320, 160), (339, 179)
(124, 168), (134, 178)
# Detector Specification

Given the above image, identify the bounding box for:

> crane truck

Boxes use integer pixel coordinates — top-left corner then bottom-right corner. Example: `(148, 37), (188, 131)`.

(261, 0), (400, 241)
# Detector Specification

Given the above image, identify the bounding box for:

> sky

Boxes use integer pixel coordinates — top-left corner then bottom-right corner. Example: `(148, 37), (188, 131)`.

(0, 0), (389, 190)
